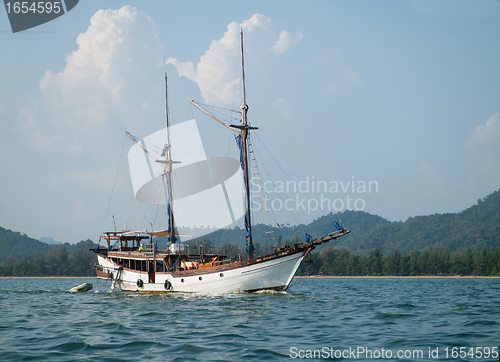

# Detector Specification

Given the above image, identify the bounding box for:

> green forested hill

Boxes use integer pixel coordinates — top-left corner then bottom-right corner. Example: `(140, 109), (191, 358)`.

(0, 227), (97, 276)
(2, 189), (499, 276)
(190, 209), (389, 252)
(193, 189), (500, 255)
(0, 227), (97, 261)
(0, 227), (54, 261)
(344, 190), (500, 255)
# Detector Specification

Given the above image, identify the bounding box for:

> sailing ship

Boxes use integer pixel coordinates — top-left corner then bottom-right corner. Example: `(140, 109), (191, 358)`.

(92, 30), (350, 293)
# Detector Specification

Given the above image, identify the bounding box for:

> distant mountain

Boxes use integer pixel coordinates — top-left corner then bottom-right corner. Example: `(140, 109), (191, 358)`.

(39, 237), (63, 245)
(195, 189), (500, 256)
(2, 189), (499, 261)
(343, 189), (500, 255)
(192, 209), (392, 251)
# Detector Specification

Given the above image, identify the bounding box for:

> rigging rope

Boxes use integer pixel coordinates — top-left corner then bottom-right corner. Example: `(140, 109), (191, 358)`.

(195, 102), (241, 115)
(253, 132), (342, 227)
(246, 133), (288, 250)
(249, 133), (294, 241)
(249, 52), (344, 227)
(101, 135), (127, 235)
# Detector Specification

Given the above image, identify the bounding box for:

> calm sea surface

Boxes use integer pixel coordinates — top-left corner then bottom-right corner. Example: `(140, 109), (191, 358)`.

(0, 277), (498, 361)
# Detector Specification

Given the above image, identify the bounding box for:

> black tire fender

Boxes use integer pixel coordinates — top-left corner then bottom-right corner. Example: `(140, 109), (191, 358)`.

(164, 280), (172, 290)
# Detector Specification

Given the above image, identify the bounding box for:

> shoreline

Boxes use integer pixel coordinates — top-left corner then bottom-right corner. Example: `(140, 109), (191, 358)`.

(296, 275), (500, 279)
(0, 276), (94, 279)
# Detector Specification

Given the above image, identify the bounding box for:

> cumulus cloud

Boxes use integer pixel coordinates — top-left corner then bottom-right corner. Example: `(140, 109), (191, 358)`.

(166, 14), (302, 105)
(465, 113), (500, 149)
(25, 5), (163, 154)
(272, 30), (304, 55)
(165, 14), (270, 105)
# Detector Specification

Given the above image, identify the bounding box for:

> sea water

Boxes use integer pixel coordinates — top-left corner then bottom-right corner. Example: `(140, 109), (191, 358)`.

(0, 277), (498, 361)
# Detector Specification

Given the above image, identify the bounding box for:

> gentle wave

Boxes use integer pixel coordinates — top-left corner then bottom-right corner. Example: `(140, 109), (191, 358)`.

(0, 277), (499, 361)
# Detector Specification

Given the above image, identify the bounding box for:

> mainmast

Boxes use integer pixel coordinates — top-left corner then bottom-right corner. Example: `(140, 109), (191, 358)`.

(239, 29), (254, 259)
(188, 30), (256, 260)
(163, 74), (177, 244)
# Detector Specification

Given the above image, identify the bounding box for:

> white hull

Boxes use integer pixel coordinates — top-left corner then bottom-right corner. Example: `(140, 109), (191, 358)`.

(97, 252), (304, 293)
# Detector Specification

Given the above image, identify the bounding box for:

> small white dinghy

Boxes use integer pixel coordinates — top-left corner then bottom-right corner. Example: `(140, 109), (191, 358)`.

(69, 283), (93, 292)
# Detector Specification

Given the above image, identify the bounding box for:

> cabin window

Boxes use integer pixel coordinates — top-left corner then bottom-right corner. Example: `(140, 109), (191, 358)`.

(156, 260), (164, 272)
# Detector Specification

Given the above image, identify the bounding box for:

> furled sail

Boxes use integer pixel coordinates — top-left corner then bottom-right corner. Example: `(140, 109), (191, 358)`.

(128, 119), (244, 239)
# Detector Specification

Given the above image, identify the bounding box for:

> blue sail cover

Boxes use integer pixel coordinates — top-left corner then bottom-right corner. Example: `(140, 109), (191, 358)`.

(167, 202), (177, 242)
(234, 134), (254, 254)
(333, 221), (344, 231)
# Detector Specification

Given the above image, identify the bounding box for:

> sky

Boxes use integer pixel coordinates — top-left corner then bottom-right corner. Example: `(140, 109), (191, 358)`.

(1, 1), (499, 244)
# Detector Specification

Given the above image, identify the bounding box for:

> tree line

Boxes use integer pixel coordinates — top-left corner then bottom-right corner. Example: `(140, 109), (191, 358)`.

(0, 247), (96, 277)
(185, 238), (500, 276)
(296, 245), (500, 276)
(2, 239), (499, 277)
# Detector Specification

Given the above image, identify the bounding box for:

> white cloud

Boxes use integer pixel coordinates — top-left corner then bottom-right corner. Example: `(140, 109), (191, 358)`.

(464, 113), (500, 180)
(19, 104), (83, 155)
(71, 200), (91, 220)
(166, 14), (275, 105)
(24, 6), (163, 154)
(272, 30), (304, 55)
(465, 113), (500, 149)
(49, 166), (124, 191)
(326, 84), (339, 93)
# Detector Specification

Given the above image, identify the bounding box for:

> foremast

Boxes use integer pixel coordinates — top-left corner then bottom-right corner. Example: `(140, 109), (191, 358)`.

(189, 29), (257, 260)
(125, 74), (180, 246)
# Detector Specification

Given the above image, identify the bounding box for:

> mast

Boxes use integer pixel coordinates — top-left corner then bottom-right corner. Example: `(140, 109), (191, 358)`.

(164, 74), (176, 244)
(240, 29), (254, 260)
(188, 30), (256, 259)
(125, 75), (180, 244)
